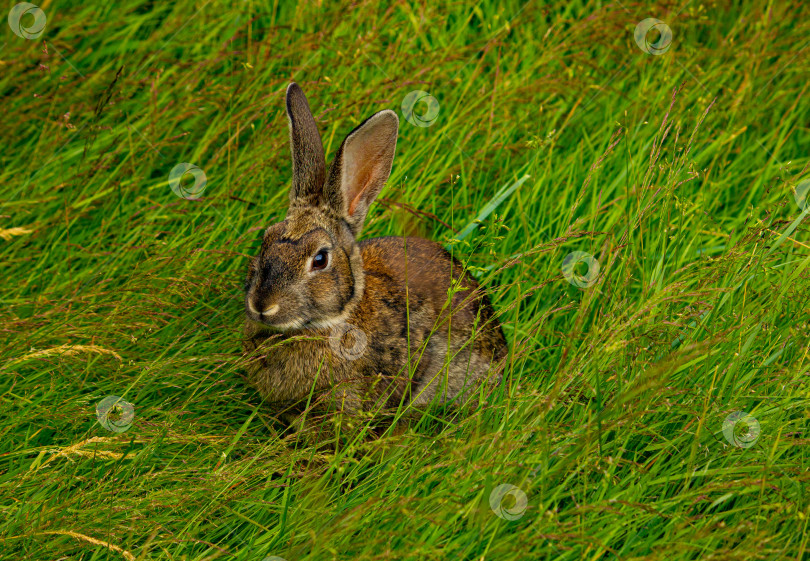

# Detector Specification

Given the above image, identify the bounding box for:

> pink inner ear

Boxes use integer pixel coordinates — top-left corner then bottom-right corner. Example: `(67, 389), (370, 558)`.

(347, 167), (373, 216)
(345, 137), (384, 216)
(340, 111), (398, 219)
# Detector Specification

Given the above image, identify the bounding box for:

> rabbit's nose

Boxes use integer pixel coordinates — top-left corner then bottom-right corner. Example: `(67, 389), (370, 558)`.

(247, 297), (279, 318)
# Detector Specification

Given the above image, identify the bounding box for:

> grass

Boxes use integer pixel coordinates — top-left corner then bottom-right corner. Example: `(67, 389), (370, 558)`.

(1, 0), (809, 559)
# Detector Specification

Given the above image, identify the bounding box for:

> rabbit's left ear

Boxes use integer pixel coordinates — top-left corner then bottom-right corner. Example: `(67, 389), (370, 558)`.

(286, 82), (326, 206)
(324, 110), (399, 237)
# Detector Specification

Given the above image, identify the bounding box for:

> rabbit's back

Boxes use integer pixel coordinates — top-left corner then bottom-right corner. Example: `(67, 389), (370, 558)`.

(356, 236), (508, 406)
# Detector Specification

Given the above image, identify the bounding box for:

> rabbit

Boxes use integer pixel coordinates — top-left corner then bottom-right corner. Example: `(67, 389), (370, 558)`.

(242, 82), (508, 434)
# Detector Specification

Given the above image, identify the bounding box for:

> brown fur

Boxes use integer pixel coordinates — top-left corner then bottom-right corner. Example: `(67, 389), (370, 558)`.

(242, 83), (508, 433)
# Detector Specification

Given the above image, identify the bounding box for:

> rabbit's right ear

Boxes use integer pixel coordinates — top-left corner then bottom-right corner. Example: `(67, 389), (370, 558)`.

(323, 110), (399, 237)
(285, 83), (326, 206)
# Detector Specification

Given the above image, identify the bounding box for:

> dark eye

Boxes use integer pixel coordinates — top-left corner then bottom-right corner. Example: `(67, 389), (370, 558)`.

(311, 250), (329, 271)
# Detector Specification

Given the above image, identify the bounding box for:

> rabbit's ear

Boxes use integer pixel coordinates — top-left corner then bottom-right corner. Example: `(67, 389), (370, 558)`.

(286, 83), (326, 206)
(324, 110), (399, 236)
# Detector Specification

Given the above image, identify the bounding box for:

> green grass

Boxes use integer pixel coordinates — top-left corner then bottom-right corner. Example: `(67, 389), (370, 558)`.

(1, 0), (809, 559)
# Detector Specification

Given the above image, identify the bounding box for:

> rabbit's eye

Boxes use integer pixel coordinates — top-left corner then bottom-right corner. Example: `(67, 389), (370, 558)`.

(311, 250), (329, 271)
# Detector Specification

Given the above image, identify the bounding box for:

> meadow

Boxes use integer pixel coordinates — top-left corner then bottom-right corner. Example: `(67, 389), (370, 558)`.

(1, 0), (809, 559)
